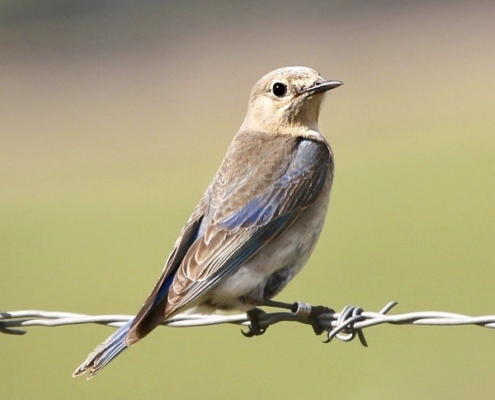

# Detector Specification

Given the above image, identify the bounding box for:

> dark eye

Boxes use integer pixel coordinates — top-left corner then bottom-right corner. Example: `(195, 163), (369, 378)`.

(271, 82), (287, 97)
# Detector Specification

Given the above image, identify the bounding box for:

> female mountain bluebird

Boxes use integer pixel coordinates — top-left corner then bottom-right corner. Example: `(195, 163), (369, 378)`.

(74, 66), (342, 378)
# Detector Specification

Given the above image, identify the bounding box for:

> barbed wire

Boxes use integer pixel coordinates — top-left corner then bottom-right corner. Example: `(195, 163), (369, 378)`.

(2, 301), (495, 344)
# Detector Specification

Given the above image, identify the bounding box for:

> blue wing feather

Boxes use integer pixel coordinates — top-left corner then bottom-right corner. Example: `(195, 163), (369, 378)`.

(219, 140), (328, 230)
(175, 140), (330, 307)
(185, 211), (299, 295)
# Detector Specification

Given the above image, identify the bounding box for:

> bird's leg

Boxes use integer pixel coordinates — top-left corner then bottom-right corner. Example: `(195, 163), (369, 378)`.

(241, 298), (333, 337)
(242, 308), (267, 337)
(240, 296), (290, 337)
(260, 299), (298, 311)
(262, 298), (334, 336)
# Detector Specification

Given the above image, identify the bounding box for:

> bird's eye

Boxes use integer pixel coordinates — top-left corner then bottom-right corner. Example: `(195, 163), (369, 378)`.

(271, 82), (287, 97)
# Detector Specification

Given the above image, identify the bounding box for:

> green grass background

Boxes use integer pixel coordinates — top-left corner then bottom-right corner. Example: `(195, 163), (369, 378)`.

(2, 1), (495, 398)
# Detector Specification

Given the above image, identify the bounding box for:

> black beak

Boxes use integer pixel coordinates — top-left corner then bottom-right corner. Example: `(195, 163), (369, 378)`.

(304, 79), (343, 95)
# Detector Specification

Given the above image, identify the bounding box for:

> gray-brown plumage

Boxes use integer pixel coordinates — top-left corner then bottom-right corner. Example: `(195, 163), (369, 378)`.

(73, 66), (342, 378)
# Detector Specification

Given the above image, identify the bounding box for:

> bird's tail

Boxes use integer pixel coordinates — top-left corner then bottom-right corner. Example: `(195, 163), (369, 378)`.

(72, 319), (134, 379)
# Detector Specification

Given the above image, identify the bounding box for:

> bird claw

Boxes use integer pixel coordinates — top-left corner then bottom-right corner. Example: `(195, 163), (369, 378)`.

(241, 308), (267, 337)
(308, 305), (334, 335)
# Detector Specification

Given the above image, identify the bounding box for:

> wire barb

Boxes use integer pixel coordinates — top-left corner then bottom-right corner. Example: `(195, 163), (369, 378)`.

(325, 306), (366, 345)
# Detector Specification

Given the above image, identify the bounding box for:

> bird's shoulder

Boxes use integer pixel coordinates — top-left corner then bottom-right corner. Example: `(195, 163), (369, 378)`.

(203, 131), (332, 225)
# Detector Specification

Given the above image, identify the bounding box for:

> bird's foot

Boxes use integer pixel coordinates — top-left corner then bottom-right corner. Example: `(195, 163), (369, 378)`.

(241, 308), (267, 338)
(308, 305), (334, 335)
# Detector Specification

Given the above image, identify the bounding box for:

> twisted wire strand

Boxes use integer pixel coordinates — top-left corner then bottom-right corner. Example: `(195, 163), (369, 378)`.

(2, 302), (495, 344)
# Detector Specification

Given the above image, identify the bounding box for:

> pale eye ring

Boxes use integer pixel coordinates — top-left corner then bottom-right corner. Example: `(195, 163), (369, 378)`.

(271, 82), (287, 97)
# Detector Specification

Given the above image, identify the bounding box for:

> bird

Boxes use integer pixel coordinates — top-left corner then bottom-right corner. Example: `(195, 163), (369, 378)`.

(73, 66), (342, 378)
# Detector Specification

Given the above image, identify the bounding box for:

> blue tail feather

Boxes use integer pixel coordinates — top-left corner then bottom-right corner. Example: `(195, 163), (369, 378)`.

(73, 319), (133, 378)
(74, 275), (174, 378)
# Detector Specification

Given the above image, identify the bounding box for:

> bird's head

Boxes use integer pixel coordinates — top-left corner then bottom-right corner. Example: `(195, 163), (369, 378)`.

(241, 66), (342, 137)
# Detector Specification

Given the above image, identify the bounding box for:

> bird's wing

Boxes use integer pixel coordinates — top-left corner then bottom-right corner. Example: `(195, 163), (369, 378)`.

(125, 199), (208, 343)
(127, 138), (332, 343)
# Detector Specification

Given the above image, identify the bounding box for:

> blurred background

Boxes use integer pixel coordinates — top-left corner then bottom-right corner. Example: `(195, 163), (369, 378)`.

(2, 1), (495, 398)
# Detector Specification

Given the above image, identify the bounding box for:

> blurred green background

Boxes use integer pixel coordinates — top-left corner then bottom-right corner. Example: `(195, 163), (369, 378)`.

(2, 1), (495, 398)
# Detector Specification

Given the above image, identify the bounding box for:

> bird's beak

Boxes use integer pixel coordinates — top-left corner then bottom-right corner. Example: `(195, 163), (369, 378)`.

(303, 80), (343, 95)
